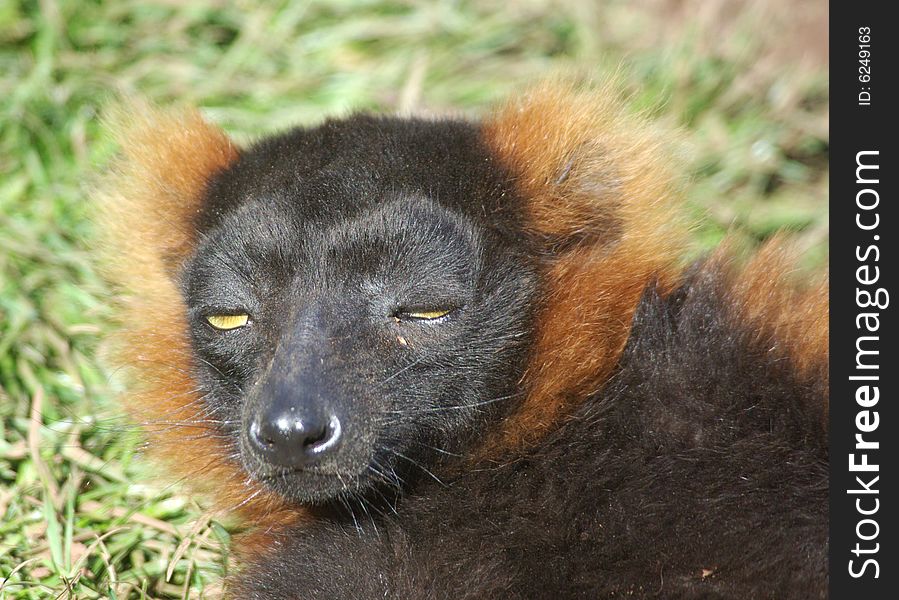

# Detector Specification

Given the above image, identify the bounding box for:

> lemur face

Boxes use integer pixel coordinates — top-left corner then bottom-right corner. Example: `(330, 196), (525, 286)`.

(180, 116), (537, 504)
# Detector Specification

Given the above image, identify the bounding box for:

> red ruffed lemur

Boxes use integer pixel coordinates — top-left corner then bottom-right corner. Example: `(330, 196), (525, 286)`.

(96, 81), (828, 599)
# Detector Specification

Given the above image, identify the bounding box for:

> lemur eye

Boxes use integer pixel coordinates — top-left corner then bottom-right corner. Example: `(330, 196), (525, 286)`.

(206, 314), (250, 330)
(398, 308), (454, 321)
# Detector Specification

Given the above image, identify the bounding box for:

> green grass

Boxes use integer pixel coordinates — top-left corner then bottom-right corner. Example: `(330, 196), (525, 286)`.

(0, 1), (827, 597)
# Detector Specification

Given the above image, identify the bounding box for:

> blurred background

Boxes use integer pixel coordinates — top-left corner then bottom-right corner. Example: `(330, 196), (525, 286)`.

(0, 0), (827, 597)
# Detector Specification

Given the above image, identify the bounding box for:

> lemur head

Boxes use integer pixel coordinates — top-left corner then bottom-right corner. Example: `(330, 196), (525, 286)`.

(98, 82), (686, 510)
(184, 117), (538, 503)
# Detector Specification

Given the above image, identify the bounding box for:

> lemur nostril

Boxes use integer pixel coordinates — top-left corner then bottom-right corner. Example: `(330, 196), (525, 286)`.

(302, 426), (328, 448)
(303, 415), (342, 455)
(249, 420), (275, 448)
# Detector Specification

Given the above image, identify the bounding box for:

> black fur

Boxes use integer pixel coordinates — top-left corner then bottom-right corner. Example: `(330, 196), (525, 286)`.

(177, 114), (827, 598)
(231, 266), (828, 599)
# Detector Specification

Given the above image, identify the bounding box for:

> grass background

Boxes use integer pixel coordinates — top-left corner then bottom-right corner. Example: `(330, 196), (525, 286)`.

(1, 0), (827, 597)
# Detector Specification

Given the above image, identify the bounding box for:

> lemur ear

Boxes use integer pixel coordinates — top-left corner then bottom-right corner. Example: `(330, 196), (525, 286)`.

(95, 101), (239, 286)
(484, 80), (684, 255)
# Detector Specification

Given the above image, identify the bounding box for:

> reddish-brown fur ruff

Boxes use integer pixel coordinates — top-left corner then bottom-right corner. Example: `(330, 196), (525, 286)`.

(481, 82), (690, 454)
(95, 103), (300, 527)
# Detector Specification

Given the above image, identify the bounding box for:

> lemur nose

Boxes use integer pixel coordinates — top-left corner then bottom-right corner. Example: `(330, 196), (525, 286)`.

(249, 409), (342, 468)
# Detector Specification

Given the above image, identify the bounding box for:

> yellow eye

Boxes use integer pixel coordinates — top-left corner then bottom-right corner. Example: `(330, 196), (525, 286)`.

(404, 309), (452, 320)
(206, 314), (249, 330)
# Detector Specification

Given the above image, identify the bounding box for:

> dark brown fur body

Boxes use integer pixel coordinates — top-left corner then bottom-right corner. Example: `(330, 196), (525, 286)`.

(233, 260), (828, 599)
(96, 82), (828, 599)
